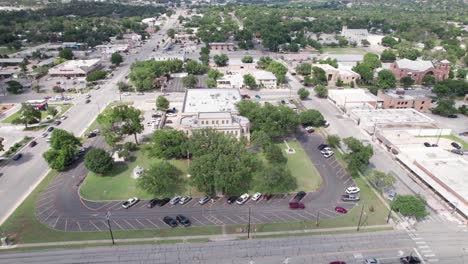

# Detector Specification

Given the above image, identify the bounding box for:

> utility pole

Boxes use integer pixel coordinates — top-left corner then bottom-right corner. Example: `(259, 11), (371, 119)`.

(105, 211), (115, 245)
(316, 210), (320, 227)
(386, 207), (393, 223)
(357, 202), (365, 231)
(247, 207), (251, 239)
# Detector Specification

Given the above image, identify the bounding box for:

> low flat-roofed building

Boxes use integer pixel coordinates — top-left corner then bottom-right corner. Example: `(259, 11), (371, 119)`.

(208, 42), (235, 51)
(324, 54), (364, 67)
(95, 44), (129, 54)
(252, 70), (277, 89)
(377, 89), (431, 112)
(328, 88), (383, 111)
(48, 59), (101, 77)
(180, 88), (250, 140)
(341, 26), (369, 45)
(152, 54), (185, 62)
(312, 63), (360, 87)
(0, 58), (25, 66)
(216, 70), (277, 89)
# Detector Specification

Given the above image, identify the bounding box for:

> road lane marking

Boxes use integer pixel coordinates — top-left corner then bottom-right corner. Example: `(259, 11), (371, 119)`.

(64, 219), (68, 231)
(412, 237), (423, 240)
(427, 259), (438, 262)
(76, 221), (82, 231)
(421, 250), (433, 253)
(416, 241), (427, 244)
(424, 254), (436, 257)
(124, 219), (136, 229)
(418, 245), (430, 249)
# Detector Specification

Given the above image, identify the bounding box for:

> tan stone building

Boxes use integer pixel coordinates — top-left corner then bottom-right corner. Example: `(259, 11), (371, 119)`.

(312, 63), (360, 87)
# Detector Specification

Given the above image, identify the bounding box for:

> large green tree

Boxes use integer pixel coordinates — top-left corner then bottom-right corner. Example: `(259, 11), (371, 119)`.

(267, 61), (288, 83)
(185, 60), (207, 75)
(343, 137), (374, 177)
(381, 36), (398, 48)
(111, 52), (123, 66)
(213, 54), (229, 67)
(182, 74), (198, 88)
(253, 165), (297, 194)
(97, 104), (144, 145)
(312, 66), (327, 86)
(299, 109), (325, 127)
(432, 99), (458, 117)
(314, 85), (328, 98)
(11, 103), (41, 128)
(380, 49), (396, 62)
(156, 95), (170, 110)
(295, 63), (311, 76)
(298, 87), (310, 100)
(149, 129), (188, 159)
(391, 195), (428, 220)
(43, 129), (81, 171)
(376, 69), (396, 89)
(138, 161), (182, 197)
(6, 80), (23, 94)
(59, 48), (73, 60)
(84, 148), (114, 175)
(366, 170), (396, 189)
(243, 74), (257, 89)
(263, 143), (287, 164)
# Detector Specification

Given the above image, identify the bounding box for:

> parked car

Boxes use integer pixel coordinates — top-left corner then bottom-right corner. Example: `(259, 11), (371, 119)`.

(255, 95), (261, 99)
(92, 129), (100, 134)
(242, 94), (251, 99)
(400, 256), (421, 264)
(29, 141), (37, 148)
(320, 147), (332, 154)
(166, 112), (176, 117)
(334, 206), (348, 214)
(329, 261), (346, 264)
(77, 147), (88, 156)
(227, 196), (238, 204)
(289, 201), (305, 209)
(87, 132), (97, 138)
(179, 196), (192, 205)
(236, 194), (250, 205)
(54, 121), (61, 126)
(199, 196), (211, 205)
(451, 149), (464, 155)
(423, 142), (431, 147)
(147, 199), (160, 208)
(451, 142), (462, 149)
(122, 197), (139, 209)
(85, 99), (91, 104)
(157, 198), (170, 207)
(447, 114), (458, 118)
(323, 151), (334, 158)
(169, 196), (181, 205)
(293, 191), (306, 202)
(41, 133), (48, 138)
(47, 127), (54, 132)
(163, 216), (178, 228)
(60, 115), (67, 120)
(364, 258), (380, 264)
(176, 215), (191, 227)
(305, 126), (314, 133)
(323, 121), (330, 127)
(252, 192), (262, 201)
(341, 194), (360, 201)
(12, 153), (23, 161)
(318, 144), (328, 150)
(387, 191), (397, 201)
(345, 187), (360, 194)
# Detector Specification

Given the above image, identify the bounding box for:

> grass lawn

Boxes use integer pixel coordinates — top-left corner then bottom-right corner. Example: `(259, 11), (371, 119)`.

(79, 149), (194, 200)
(278, 140), (322, 191)
(322, 47), (367, 55)
(2, 104), (72, 124)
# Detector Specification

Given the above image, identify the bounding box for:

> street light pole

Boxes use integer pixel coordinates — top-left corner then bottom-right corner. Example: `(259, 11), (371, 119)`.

(357, 202), (365, 231)
(386, 207), (393, 223)
(105, 211), (115, 245)
(316, 210), (320, 227)
(247, 207), (251, 239)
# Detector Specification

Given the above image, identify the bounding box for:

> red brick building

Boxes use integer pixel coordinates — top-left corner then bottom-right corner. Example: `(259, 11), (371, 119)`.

(208, 42), (235, 51)
(377, 89), (431, 112)
(390, 59), (450, 84)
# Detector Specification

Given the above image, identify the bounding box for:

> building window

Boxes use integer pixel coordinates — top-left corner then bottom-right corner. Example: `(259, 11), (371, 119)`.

(201, 121), (204, 125)
(222, 120), (224, 124)
(216, 120), (218, 124)
(212, 120), (214, 124)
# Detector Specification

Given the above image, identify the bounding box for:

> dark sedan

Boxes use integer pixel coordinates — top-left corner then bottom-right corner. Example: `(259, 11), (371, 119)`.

(227, 196), (238, 204)
(147, 199), (160, 208)
(163, 216), (178, 228)
(176, 215), (191, 227)
(293, 191), (306, 202)
(159, 198), (170, 207)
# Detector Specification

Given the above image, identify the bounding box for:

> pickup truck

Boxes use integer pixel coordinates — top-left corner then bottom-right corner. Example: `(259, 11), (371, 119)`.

(341, 194), (360, 201)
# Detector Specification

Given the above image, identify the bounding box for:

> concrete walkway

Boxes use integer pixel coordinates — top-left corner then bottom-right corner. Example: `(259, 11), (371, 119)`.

(2, 224), (393, 249)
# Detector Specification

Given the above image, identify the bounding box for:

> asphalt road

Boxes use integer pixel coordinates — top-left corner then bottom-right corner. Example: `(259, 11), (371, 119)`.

(35, 129), (357, 231)
(0, 230), (419, 264)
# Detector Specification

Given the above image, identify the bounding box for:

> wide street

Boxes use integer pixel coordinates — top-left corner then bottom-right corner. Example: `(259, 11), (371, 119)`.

(0, 230), (421, 264)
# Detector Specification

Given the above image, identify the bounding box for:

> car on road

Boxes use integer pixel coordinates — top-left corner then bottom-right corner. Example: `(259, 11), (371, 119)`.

(451, 149), (463, 155)
(85, 94), (91, 99)
(423, 142), (431, 147)
(60, 115), (67, 120)
(29, 141), (37, 148)
(77, 147), (88, 156)
(54, 120), (61, 126)
(41, 133), (48, 138)
(236, 194), (250, 205)
(47, 127), (54, 132)
(447, 114), (458, 118)
(179, 196), (192, 205)
(451, 142), (462, 149)
(334, 206), (347, 214)
(12, 153), (23, 161)
(320, 147), (332, 154)
(87, 132), (97, 138)
(44, 96), (51, 100)
(364, 258), (380, 264)
(166, 112), (176, 117)
(293, 191), (306, 202)
(323, 151), (334, 158)
(318, 144), (328, 150)
(255, 95), (261, 99)
(159, 198), (170, 207)
(289, 201), (305, 209)
(345, 187), (360, 194)
(122, 197), (139, 209)
(169, 196), (181, 205)
(323, 121), (330, 127)
(163, 216), (178, 228)
(176, 215), (191, 227)
(85, 99), (91, 104)
(400, 256), (421, 264)
(123, 92), (131, 96)
(147, 199), (160, 208)
(227, 196), (238, 204)
(458, 132), (468, 136)
(242, 94), (251, 99)
(305, 126), (314, 133)
(92, 129), (100, 134)
(252, 192), (262, 201)
(199, 196), (211, 205)
(341, 194), (360, 201)
(387, 191), (397, 201)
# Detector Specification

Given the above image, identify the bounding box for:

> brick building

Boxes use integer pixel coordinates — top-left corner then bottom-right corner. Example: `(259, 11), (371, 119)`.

(390, 59), (450, 84)
(377, 89), (431, 112)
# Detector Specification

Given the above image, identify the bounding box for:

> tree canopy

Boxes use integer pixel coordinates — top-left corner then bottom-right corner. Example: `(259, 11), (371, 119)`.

(156, 95), (170, 110)
(111, 52), (123, 66)
(391, 195), (428, 220)
(376, 69), (396, 89)
(12, 103), (41, 128)
(299, 109), (325, 127)
(138, 161), (182, 197)
(129, 59), (183, 90)
(43, 129), (81, 171)
(149, 129), (188, 159)
(97, 104), (144, 145)
(84, 148), (114, 175)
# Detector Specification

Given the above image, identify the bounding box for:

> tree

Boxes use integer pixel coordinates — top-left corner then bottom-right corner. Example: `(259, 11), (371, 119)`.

(251, 130), (271, 149)
(326, 135), (341, 148)
(297, 87), (310, 100)
(399, 48), (421, 60)
(6, 80), (23, 94)
(110, 52), (123, 66)
(253, 165), (297, 194)
(380, 49), (396, 62)
(336, 78), (344, 87)
(86, 70), (106, 82)
(400, 76), (415, 87)
(11, 103), (41, 128)
(149, 129), (188, 159)
(207, 69), (223, 80)
(295, 63), (311, 76)
(319, 58), (338, 68)
(49, 128), (81, 150)
(311, 66), (327, 85)
(299, 109), (325, 127)
(47, 107), (58, 117)
(84, 148), (114, 175)
(343, 137), (373, 177)
(59, 48), (73, 60)
(43, 129), (81, 171)
(52, 86), (63, 93)
(263, 143), (287, 164)
(352, 63), (373, 83)
(457, 68), (467, 79)
(257, 56), (273, 69)
(166, 28), (175, 38)
(423, 39), (435, 50)
(32, 84), (41, 93)
(97, 104), (144, 145)
(314, 85), (328, 98)
(432, 99), (458, 117)
(185, 60), (207, 75)
(381, 36), (398, 48)
(213, 54), (229, 67)
(363, 53), (381, 70)
(391, 195), (428, 220)
(376, 69), (396, 89)
(243, 74), (257, 89)
(267, 61), (288, 83)
(241, 56), (253, 63)
(205, 78), (217, 88)
(422, 74), (436, 86)
(138, 161), (181, 197)
(366, 170), (396, 189)
(361, 39), (370, 46)
(156, 95), (169, 110)
(117, 81), (132, 92)
(182, 74), (198, 88)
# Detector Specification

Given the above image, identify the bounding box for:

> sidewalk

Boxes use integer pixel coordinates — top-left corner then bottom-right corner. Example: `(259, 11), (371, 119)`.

(2, 224), (393, 249)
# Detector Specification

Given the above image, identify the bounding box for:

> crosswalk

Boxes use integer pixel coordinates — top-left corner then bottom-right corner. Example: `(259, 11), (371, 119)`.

(420, 213), (462, 224)
(407, 229), (439, 263)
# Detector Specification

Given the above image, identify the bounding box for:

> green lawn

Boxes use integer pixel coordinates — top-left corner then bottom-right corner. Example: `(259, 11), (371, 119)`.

(279, 140), (322, 191)
(80, 149), (193, 200)
(2, 104), (72, 124)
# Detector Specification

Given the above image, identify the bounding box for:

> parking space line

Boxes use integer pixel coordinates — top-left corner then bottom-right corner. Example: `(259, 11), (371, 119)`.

(318, 210), (333, 218)
(37, 199), (54, 209)
(124, 219), (136, 229)
(204, 216), (222, 225)
(250, 216), (262, 224)
(270, 214), (290, 222)
(279, 213), (300, 222)
(343, 178), (353, 185)
(134, 219), (147, 229)
(145, 219), (159, 228)
(254, 214), (272, 222)
(38, 203), (55, 214)
(106, 202), (123, 211)
(37, 195), (53, 204)
(76, 221), (82, 231)
(112, 220), (124, 230)
(302, 210), (317, 218)
(219, 215), (237, 224)
(64, 219), (68, 232)
(191, 216), (205, 226)
(182, 199), (195, 207)
(43, 209), (57, 222)
(138, 202), (148, 209)
(53, 216), (61, 229)
(89, 220), (101, 231)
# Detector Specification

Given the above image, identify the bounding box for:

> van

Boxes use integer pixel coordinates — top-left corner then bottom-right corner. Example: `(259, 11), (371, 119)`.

(289, 202), (305, 209)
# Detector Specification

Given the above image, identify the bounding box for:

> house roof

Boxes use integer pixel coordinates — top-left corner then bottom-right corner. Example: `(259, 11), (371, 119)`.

(48, 59), (100, 75)
(252, 70), (276, 80)
(0, 58), (25, 64)
(395, 59), (434, 72)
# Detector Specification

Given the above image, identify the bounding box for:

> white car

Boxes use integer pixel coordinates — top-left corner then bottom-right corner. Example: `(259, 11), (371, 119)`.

(123, 92), (131, 96)
(169, 195), (181, 205)
(236, 194), (250, 205)
(122, 197), (139, 209)
(345, 187), (360, 194)
(364, 258), (380, 264)
(60, 115), (67, 120)
(252, 192), (262, 201)
(320, 147), (332, 154)
(166, 112), (176, 117)
(323, 151), (334, 158)
(92, 129), (100, 134)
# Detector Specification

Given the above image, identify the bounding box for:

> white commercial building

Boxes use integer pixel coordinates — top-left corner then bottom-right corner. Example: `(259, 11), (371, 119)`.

(95, 44), (129, 55)
(328, 88), (383, 111)
(217, 70), (277, 89)
(48, 59), (101, 77)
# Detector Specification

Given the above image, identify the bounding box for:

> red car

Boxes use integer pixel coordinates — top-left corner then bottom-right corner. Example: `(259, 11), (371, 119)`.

(329, 262), (346, 264)
(242, 94), (251, 99)
(335, 206), (347, 214)
(289, 202), (305, 209)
